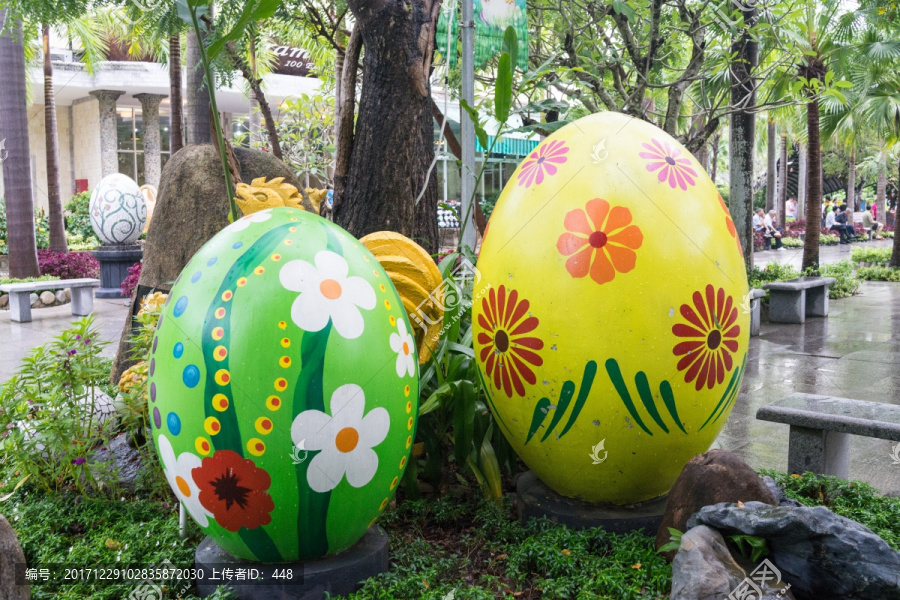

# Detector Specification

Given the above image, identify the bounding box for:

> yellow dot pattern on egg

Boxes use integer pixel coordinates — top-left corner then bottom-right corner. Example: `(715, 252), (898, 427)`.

(279, 356), (291, 368)
(384, 300), (391, 310)
(289, 227), (297, 232)
(280, 338), (291, 348)
(254, 266), (265, 275)
(275, 378), (288, 392)
(195, 437), (211, 455)
(266, 395), (282, 411)
(390, 476), (398, 491)
(237, 277), (248, 287)
(406, 436), (412, 449)
(407, 417), (413, 430)
(213, 394), (229, 411)
(212, 327), (224, 340)
(221, 290), (233, 302)
(247, 438), (266, 456)
(399, 456), (407, 469)
(284, 240), (292, 246)
(404, 385), (411, 397)
(379, 498), (389, 510)
(215, 307), (226, 319)
(204, 416), (221, 436)
(389, 315), (396, 326)
(379, 284), (386, 292)
(406, 401), (412, 414)
(271, 253), (282, 262)
(213, 346), (227, 361)
(373, 270), (379, 277)
(278, 321), (287, 329)
(214, 369), (231, 385)
(255, 417), (273, 435)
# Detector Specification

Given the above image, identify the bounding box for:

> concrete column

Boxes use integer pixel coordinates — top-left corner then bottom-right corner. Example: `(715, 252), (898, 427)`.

(134, 93), (166, 187)
(222, 112), (233, 141)
(89, 90), (125, 177)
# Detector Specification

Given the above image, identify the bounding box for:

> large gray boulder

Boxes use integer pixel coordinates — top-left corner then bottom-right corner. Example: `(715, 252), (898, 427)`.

(688, 501), (900, 600)
(0, 513), (30, 599)
(111, 145), (313, 383)
(656, 450), (777, 560)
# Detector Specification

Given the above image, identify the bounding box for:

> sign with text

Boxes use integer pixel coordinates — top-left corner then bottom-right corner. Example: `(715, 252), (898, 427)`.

(271, 45), (316, 78)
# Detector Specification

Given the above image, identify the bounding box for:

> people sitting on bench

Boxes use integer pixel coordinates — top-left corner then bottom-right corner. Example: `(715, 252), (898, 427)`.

(763, 209), (783, 250)
(861, 207), (885, 240)
(826, 205), (852, 244)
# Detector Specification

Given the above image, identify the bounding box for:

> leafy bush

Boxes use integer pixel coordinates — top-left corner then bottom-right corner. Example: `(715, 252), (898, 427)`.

(805, 260), (860, 299)
(38, 250), (100, 279)
(120, 261), (142, 297)
(66, 232), (99, 251)
(782, 236), (803, 248)
(747, 262), (800, 290)
(764, 471), (900, 551)
(0, 317), (117, 495)
(0, 274), (59, 286)
(0, 199), (6, 254)
(64, 191), (97, 242)
(850, 246), (892, 265)
(857, 266), (900, 282)
(819, 232), (840, 245)
(0, 199), (51, 252)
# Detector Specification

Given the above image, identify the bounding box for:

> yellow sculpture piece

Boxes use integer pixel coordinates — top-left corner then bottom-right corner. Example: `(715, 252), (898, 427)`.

(138, 291), (168, 316)
(305, 188), (327, 214)
(234, 177), (305, 216)
(360, 232), (444, 364)
(141, 184), (157, 233)
(119, 360), (148, 394)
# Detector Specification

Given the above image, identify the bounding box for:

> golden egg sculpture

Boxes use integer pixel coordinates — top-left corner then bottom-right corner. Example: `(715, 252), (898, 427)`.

(473, 112), (749, 505)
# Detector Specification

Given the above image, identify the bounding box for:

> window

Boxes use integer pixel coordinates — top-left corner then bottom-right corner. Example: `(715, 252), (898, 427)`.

(116, 107), (171, 185)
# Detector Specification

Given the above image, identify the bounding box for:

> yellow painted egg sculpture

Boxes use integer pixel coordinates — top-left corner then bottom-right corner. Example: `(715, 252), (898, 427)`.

(474, 112), (749, 505)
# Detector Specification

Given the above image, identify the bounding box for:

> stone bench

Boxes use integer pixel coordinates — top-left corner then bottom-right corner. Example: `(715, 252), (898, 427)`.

(748, 288), (766, 337)
(756, 393), (900, 478)
(763, 276), (836, 324)
(0, 278), (100, 323)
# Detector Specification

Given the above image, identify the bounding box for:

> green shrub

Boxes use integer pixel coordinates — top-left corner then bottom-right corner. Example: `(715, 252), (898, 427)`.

(0, 198), (6, 254)
(64, 191), (98, 243)
(747, 262), (800, 290)
(782, 236), (803, 248)
(850, 246), (892, 265)
(857, 266), (900, 281)
(0, 200), (53, 252)
(65, 232), (100, 251)
(819, 233), (840, 245)
(806, 260), (860, 299)
(0, 317), (119, 495)
(0, 274), (60, 286)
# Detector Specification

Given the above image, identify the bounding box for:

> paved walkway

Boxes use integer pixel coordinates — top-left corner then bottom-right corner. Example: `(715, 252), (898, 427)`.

(1, 283), (899, 496)
(754, 238), (895, 268)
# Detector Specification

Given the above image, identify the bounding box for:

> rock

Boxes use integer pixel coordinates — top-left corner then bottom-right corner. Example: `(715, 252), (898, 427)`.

(670, 525), (746, 600)
(688, 501), (900, 600)
(29, 293), (38, 307)
(90, 432), (143, 491)
(64, 288), (70, 301)
(55, 290), (67, 304)
(763, 475), (803, 508)
(111, 145), (313, 384)
(0, 294), (7, 309)
(656, 450), (777, 560)
(39, 291), (55, 305)
(0, 513), (30, 599)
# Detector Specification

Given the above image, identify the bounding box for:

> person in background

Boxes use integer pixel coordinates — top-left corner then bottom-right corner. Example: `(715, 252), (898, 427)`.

(872, 199), (878, 221)
(835, 204), (859, 243)
(763, 209), (784, 250)
(860, 198), (867, 212)
(823, 197), (833, 226)
(753, 208), (765, 233)
(786, 197), (798, 221)
(862, 206), (885, 240)
(826, 205), (850, 244)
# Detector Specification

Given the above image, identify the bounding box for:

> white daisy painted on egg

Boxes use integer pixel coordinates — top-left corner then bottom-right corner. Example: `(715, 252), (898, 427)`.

(228, 208), (273, 232)
(291, 384), (389, 493)
(157, 434), (212, 526)
(390, 320), (416, 377)
(279, 250), (376, 339)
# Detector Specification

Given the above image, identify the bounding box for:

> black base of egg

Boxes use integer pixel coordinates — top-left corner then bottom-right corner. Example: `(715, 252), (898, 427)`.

(194, 525), (389, 599)
(93, 244), (143, 299)
(517, 471), (667, 535)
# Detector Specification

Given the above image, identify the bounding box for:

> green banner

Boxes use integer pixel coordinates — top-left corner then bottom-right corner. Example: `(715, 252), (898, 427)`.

(437, 0), (528, 71)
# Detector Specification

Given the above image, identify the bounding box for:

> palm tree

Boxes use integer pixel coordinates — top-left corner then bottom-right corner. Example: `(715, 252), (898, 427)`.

(0, 11), (40, 277)
(42, 24), (67, 252)
(170, 34), (183, 155)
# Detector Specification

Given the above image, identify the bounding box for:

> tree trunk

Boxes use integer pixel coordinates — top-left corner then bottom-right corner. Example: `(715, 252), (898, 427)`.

(778, 131), (787, 229)
(846, 146), (856, 211)
(727, 0), (758, 270)
(42, 24), (67, 253)
(185, 29), (212, 145)
(1, 12), (40, 277)
(766, 117), (777, 212)
(710, 133), (719, 184)
(797, 142), (807, 220)
(877, 151), (886, 210)
(802, 99), (822, 272)
(337, 0), (441, 253)
(169, 34), (184, 155)
(227, 42), (283, 160)
(891, 156), (900, 267)
(333, 25), (362, 211)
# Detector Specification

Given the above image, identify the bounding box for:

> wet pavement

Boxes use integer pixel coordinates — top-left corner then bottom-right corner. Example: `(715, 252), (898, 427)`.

(1, 282), (899, 495)
(754, 238), (895, 268)
(714, 281), (900, 496)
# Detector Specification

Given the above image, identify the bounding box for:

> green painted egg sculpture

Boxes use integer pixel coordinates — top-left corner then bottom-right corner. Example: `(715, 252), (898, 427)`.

(147, 207), (418, 562)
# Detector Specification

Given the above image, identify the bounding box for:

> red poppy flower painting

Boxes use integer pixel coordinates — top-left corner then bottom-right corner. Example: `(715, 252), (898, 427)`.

(476, 286), (544, 398)
(193, 450), (275, 532)
(556, 198), (643, 285)
(672, 285), (740, 391)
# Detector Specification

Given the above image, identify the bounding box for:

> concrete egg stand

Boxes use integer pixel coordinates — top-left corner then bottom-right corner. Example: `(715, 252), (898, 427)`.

(89, 174), (146, 298)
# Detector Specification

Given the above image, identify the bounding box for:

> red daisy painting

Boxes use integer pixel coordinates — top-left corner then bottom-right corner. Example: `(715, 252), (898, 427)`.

(672, 285), (740, 391)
